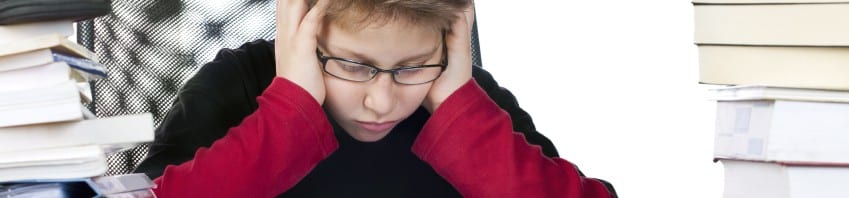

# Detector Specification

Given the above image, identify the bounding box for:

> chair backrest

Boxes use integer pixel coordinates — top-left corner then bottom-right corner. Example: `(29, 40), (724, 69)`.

(78, 0), (483, 175)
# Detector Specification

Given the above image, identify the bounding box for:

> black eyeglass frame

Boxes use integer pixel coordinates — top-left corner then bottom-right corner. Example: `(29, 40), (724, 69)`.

(316, 45), (448, 85)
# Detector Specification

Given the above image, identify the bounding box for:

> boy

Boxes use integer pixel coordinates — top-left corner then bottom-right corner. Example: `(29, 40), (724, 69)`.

(139, 0), (616, 197)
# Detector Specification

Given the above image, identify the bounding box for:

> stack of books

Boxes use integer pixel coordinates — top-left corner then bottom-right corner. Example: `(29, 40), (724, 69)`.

(0, 174), (156, 198)
(0, 20), (156, 197)
(694, 0), (849, 198)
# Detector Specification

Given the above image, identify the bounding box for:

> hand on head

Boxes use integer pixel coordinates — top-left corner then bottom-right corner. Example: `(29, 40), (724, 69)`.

(275, 0), (476, 110)
(423, 2), (476, 112)
(274, 0), (330, 104)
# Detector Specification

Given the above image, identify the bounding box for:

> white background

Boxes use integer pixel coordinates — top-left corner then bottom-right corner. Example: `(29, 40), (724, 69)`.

(476, 1), (722, 197)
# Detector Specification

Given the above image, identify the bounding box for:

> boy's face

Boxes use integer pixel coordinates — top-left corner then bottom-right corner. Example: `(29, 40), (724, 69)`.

(318, 20), (444, 142)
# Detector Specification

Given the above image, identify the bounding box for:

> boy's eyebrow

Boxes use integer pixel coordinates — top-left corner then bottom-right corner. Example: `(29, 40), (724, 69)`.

(330, 45), (440, 65)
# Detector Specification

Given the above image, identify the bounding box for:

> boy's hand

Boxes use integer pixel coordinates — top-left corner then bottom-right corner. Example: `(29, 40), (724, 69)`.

(424, 3), (476, 112)
(275, 0), (329, 104)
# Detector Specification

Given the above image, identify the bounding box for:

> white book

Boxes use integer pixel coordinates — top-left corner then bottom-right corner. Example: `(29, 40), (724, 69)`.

(0, 113), (153, 153)
(695, 4), (849, 46)
(0, 62), (92, 93)
(0, 20), (74, 45)
(715, 100), (849, 164)
(710, 85), (849, 103)
(0, 34), (97, 62)
(0, 48), (107, 76)
(0, 80), (85, 127)
(698, 45), (849, 90)
(721, 159), (849, 198)
(0, 48), (54, 72)
(0, 145), (107, 183)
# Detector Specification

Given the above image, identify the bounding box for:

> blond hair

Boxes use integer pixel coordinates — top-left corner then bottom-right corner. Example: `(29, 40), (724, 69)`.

(309, 0), (470, 32)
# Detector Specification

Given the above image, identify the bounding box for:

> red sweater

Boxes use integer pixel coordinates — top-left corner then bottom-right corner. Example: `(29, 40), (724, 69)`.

(152, 77), (612, 198)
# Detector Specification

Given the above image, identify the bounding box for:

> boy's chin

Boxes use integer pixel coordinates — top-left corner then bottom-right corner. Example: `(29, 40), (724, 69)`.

(347, 130), (392, 143)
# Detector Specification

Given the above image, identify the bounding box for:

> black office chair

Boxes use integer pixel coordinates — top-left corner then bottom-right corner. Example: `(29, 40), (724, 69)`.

(77, 0), (484, 176)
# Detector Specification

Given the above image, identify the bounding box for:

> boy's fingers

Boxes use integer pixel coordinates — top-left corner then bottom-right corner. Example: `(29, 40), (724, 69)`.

(446, 12), (472, 71)
(464, 1), (475, 34)
(276, 0), (309, 40)
(296, 0), (329, 46)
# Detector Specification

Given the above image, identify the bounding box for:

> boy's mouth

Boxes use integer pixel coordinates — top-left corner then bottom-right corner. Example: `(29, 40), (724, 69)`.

(355, 120), (399, 133)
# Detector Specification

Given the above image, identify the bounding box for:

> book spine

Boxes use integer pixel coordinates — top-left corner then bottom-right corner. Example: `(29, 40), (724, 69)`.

(52, 52), (107, 78)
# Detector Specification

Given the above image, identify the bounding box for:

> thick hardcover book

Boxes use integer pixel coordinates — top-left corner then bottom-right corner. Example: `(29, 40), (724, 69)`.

(695, 4), (849, 46)
(698, 45), (849, 90)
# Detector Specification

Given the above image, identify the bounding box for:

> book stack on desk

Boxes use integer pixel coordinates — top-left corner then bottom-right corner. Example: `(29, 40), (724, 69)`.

(0, 173), (156, 198)
(0, 20), (155, 197)
(694, 1), (849, 198)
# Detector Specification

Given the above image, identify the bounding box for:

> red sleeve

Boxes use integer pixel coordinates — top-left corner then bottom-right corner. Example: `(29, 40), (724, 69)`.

(413, 79), (612, 198)
(152, 77), (338, 197)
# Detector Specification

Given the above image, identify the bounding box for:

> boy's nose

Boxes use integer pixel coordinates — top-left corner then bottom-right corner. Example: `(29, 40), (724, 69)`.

(363, 73), (396, 116)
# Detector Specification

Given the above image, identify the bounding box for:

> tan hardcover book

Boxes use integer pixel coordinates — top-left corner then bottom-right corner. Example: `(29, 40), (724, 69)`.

(698, 45), (849, 90)
(695, 4), (849, 46)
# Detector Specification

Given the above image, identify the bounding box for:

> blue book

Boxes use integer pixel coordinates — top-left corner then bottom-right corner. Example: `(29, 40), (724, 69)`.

(52, 52), (107, 78)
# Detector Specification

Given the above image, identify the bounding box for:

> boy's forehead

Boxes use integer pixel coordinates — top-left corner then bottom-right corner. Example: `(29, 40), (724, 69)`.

(328, 16), (444, 36)
(320, 25), (443, 64)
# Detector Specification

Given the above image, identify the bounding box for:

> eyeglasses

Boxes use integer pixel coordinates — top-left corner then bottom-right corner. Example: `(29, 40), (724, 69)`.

(316, 49), (447, 85)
